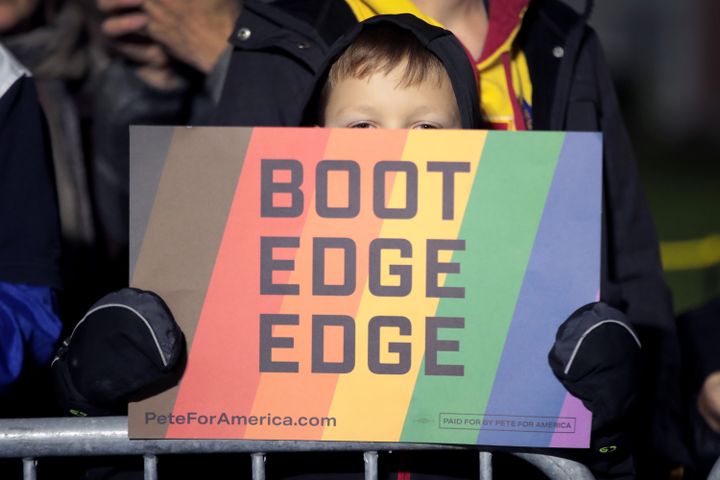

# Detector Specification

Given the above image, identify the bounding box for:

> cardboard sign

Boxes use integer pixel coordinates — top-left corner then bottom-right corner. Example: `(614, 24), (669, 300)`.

(128, 127), (601, 448)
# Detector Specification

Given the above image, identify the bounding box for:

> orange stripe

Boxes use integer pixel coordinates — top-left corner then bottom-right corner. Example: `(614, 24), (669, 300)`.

(246, 129), (409, 439)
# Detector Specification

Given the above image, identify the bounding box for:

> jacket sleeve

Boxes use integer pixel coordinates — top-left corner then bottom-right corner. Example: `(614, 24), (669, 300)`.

(212, 2), (331, 126)
(0, 282), (61, 394)
(573, 31), (688, 466)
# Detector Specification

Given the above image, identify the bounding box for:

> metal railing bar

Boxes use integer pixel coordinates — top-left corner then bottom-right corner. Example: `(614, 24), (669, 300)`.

(363, 451), (378, 480)
(1, 416), (597, 480)
(251, 452), (265, 480)
(0, 417), (464, 458)
(143, 454), (157, 480)
(22, 457), (36, 480)
(479, 451), (492, 480)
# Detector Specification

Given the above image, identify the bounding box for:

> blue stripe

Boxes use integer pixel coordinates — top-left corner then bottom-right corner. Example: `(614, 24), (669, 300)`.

(475, 132), (602, 447)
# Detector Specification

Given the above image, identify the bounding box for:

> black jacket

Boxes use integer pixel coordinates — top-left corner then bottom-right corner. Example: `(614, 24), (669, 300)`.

(0, 47), (61, 289)
(213, 0), (686, 475)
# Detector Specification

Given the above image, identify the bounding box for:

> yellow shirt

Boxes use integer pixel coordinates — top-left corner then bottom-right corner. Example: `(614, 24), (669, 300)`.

(343, 0), (533, 130)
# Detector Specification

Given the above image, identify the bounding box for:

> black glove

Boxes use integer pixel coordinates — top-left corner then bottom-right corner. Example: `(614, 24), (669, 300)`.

(52, 288), (186, 416)
(549, 302), (641, 479)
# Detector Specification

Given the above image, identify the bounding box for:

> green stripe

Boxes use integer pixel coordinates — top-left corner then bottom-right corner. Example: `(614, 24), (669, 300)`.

(400, 132), (565, 443)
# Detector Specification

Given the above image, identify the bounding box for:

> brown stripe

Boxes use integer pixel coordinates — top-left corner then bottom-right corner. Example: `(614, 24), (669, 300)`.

(128, 127), (253, 438)
(129, 126), (176, 276)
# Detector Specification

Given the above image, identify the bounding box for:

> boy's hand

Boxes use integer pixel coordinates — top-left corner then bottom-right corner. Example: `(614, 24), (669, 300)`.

(699, 371), (720, 433)
(142, 0), (241, 74)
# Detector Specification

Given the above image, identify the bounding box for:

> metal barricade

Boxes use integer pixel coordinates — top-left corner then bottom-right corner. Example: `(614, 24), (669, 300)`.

(0, 416), (595, 480)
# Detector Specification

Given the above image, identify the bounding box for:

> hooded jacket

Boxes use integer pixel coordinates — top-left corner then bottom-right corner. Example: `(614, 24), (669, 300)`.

(301, 14), (482, 129)
(213, 0), (686, 476)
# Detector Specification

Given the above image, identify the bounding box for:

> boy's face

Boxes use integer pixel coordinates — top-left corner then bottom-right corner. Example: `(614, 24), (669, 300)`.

(323, 62), (462, 130)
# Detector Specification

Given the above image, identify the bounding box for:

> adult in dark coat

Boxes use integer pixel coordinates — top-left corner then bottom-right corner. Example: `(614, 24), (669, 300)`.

(0, 43), (62, 415)
(213, 2), (686, 476)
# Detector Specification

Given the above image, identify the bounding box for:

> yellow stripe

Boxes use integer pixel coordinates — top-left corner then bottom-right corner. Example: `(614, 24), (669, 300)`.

(324, 130), (487, 441)
(661, 235), (720, 271)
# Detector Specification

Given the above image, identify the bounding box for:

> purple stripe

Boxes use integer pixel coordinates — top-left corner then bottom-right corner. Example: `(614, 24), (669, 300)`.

(551, 393), (592, 447)
(475, 132), (602, 447)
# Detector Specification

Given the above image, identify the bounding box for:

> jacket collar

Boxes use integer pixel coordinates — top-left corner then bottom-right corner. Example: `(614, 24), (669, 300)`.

(344, 0), (530, 65)
(480, 0), (530, 63)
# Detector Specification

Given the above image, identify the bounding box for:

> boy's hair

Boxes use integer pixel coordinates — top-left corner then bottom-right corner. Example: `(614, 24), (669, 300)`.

(319, 22), (448, 121)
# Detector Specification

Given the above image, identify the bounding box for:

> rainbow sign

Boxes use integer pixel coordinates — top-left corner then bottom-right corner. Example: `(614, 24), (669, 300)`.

(128, 127), (601, 448)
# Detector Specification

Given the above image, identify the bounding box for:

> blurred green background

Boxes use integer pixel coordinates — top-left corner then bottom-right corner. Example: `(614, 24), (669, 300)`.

(569, 0), (720, 314)
(638, 135), (720, 313)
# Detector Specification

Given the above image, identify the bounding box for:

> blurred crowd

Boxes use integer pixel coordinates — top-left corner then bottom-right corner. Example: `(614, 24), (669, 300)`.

(0, 1), (719, 479)
(0, 0), (244, 422)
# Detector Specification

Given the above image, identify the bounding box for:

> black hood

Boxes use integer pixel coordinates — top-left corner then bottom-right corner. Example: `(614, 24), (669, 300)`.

(301, 14), (482, 129)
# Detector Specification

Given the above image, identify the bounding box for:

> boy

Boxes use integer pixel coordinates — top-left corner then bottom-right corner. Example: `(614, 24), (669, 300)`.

(319, 19), (463, 131)
(287, 15), (631, 480)
(60, 7), (671, 479)
(298, 18), (498, 478)
(59, 12), (638, 479)
(307, 14), (481, 133)
(294, 15), (640, 480)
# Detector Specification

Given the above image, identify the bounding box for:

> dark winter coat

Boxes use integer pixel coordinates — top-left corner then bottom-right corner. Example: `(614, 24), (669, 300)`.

(211, 0), (686, 476)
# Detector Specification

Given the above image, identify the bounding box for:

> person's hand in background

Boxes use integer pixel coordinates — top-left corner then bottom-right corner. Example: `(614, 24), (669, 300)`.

(142, 0), (240, 73)
(98, 0), (178, 89)
(699, 371), (720, 433)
